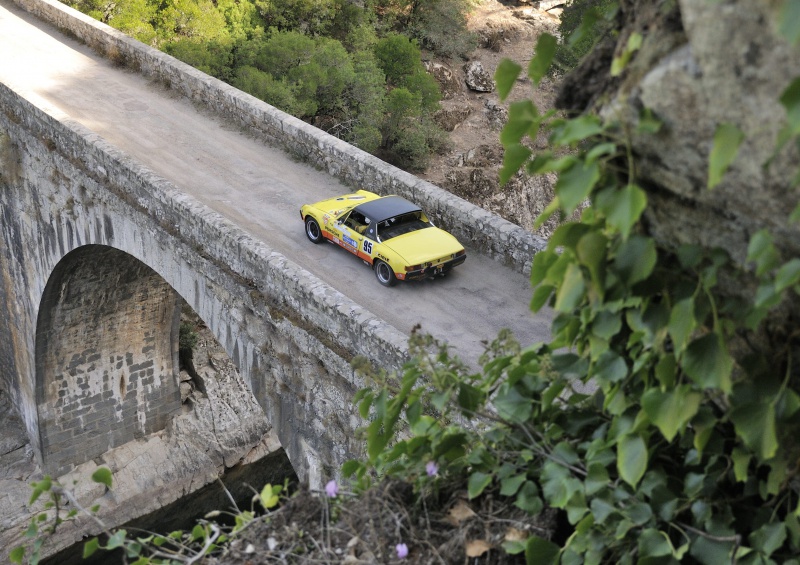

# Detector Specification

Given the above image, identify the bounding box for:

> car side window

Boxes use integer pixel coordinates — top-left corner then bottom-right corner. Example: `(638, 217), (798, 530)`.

(345, 211), (369, 234)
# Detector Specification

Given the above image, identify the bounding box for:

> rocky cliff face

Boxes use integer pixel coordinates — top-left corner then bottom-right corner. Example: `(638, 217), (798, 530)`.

(559, 0), (800, 290)
(421, 0), (568, 239)
(557, 0), (800, 382)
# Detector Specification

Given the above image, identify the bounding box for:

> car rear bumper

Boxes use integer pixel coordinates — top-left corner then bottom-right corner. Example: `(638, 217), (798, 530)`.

(403, 254), (466, 280)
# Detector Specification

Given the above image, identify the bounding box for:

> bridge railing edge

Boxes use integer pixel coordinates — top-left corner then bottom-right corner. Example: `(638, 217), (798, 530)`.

(12, 0), (548, 275)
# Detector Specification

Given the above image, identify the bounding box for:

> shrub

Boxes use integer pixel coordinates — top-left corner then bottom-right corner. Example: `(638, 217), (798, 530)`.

(554, 0), (617, 72)
(374, 33), (424, 88)
(165, 38), (234, 80)
(406, 0), (477, 58)
(252, 0), (338, 35)
(155, 0), (229, 43)
(348, 33), (800, 564)
(375, 35), (440, 110)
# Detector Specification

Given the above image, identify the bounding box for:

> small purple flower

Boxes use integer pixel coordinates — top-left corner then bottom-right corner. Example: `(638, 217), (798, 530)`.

(396, 543), (409, 559)
(325, 480), (339, 498)
(425, 461), (439, 477)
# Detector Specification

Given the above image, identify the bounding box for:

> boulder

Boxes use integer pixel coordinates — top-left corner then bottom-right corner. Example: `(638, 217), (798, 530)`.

(424, 61), (461, 100)
(463, 61), (495, 92)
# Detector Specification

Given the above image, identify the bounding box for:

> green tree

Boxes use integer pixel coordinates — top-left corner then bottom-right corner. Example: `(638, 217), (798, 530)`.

(374, 33), (440, 111)
(231, 65), (314, 117)
(216, 0), (264, 43)
(155, 0), (229, 43)
(374, 33), (423, 87)
(165, 38), (234, 80)
(406, 0), (477, 58)
(339, 52), (385, 152)
(252, 0), (337, 35)
(371, 0), (476, 57)
(107, 0), (158, 45)
(379, 87), (446, 170)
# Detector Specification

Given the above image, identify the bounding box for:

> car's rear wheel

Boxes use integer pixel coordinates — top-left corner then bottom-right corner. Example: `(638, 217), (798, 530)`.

(305, 217), (324, 244)
(374, 260), (397, 287)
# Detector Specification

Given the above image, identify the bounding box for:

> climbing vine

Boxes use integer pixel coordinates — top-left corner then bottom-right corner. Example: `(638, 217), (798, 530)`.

(347, 9), (800, 563)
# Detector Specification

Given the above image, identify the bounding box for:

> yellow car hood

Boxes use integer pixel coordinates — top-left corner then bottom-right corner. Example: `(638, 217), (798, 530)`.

(384, 228), (464, 264)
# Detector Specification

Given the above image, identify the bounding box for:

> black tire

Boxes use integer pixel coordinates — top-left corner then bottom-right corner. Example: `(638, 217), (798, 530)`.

(374, 260), (397, 287)
(305, 217), (324, 244)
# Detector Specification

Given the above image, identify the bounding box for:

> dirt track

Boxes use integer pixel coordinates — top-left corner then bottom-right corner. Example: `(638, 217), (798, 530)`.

(0, 0), (553, 367)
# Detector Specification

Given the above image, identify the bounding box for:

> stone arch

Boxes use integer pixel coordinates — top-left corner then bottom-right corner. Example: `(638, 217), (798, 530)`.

(35, 245), (182, 476)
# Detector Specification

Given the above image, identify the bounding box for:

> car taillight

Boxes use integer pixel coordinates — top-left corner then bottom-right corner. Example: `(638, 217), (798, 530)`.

(455, 249), (466, 257)
(406, 264), (422, 272)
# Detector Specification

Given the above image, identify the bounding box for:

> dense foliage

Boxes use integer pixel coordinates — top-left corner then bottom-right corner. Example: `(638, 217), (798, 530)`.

(64, 0), (474, 170)
(345, 20), (800, 565)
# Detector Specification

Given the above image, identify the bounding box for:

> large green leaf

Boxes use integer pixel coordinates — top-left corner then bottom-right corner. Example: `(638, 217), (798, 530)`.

(584, 463), (610, 496)
(556, 160), (601, 214)
(611, 32), (642, 76)
(531, 284), (555, 312)
(9, 546), (24, 564)
(515, 481), (544, 514)
(617, 433), (648, 487)
(501, 101), (540, 146)
(614, 235), (657, 286)
(668, 297), (696, 354)
(554, 263), (586, 312)
(577, 231), (608, 295)
(531, 249), (558, 287)
(775, 258), (800, 292)
(747, 229), (780, 277)
(779, 0), (800, 45)
(495, 58), (522, 101)
(552, 115), (604, 147)
(525, 536), (560, 565)
(749, 522), (787, 557)
(494, 384), (533, 424)
(595, 184), (647, 238)
(730, 402), (778, 460)
(708, 122), (744, 189)
(593, 350), (628, 384)
(637, 528), (673, 558)
(731, 447), (751, 483)
(641, 385), (701, 442)
(592, 310), (621, 340)
(500, 143), (532, 185)
(468, 471), (493, 499)
(528, 33), (557, 85)
(681, 333), (733, 392)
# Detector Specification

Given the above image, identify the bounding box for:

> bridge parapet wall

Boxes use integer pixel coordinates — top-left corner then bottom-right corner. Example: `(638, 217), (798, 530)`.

(12, 0), (547, 274)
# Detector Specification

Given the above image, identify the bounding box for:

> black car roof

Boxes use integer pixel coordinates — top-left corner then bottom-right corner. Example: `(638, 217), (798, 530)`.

(353, 196), (421, 223)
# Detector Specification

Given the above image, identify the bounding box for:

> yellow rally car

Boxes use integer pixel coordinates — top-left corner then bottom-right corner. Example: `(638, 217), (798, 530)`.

(300, 190), (466, 287)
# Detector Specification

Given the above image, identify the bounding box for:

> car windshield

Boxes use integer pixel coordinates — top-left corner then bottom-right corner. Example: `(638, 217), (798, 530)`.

(377, 212), (432, 241)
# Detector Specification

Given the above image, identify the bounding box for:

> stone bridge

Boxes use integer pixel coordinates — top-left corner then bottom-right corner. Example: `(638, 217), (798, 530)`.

(0, 0), (549, 557)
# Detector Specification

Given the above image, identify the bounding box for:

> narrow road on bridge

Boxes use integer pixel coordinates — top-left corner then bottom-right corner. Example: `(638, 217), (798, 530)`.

(0, 0), (553, 367)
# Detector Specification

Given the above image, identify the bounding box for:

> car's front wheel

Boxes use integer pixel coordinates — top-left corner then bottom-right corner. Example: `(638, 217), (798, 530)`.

(305, 217), (324, 244)
(374, 260), (397, 287)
